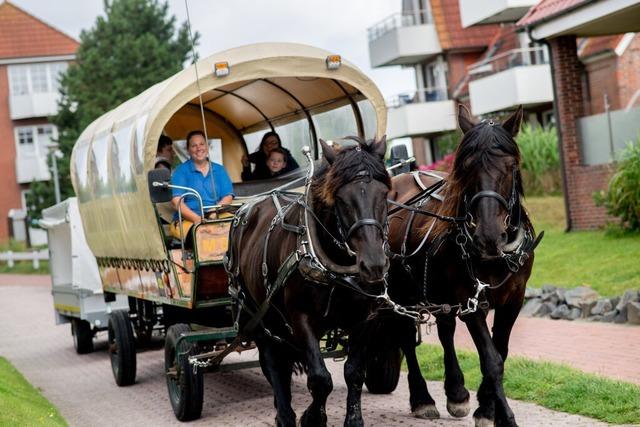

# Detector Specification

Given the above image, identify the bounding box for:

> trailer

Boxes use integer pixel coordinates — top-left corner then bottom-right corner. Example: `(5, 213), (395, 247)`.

(41, 198), (128, 354)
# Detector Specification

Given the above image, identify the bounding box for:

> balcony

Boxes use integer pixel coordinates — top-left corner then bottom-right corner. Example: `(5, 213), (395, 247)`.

(9, 92), (60, 120)
(468, 47), (553, 116)
(386, 88), (457, 139)
(368, 10), (441, 68)
(16, 154), (51, 184)
(459, 0), (538, 27)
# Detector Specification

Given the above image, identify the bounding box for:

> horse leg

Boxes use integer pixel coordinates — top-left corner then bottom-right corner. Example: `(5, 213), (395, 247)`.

(436, 315), (470, 418)
(343, 331), (366, 427)
(257, 338), (296, 427)
(464, 312), (517, 427)
(401, 321), (439, 419)
(295, 314), (332, 427)
(492, 301), (522, 361)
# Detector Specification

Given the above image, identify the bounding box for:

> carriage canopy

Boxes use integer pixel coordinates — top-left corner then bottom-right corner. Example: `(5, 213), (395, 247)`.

(70, 42), (388, 260)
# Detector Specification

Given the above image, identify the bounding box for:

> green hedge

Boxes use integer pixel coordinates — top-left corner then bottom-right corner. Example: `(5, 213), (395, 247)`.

(595, 139), (640, 231)
(516, 124), (562, 196)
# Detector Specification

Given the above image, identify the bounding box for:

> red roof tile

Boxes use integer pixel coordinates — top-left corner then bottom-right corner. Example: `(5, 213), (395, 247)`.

(0, 1), (78, 60)
(431, 0), (500, 51)
(577, 35), (624, 58)
(517, 0), (590, 27)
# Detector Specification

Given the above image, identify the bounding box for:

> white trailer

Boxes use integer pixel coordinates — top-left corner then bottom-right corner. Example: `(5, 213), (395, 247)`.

(41, 197), (128, 353)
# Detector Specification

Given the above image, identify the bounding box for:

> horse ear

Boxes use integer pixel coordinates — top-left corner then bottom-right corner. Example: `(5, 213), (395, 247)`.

(319, 138), (336, 164)
(502, 105), (524, 137)
(372, 135), (387, 160)
(458, 104), (475, 134)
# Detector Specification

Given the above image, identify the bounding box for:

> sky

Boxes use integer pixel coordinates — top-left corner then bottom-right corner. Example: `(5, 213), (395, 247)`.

(12, 0), (415, 99)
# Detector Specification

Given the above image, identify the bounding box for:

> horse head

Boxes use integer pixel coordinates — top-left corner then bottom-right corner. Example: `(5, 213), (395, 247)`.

(310, 136), (390, 284)
(453, 105), (526, 259)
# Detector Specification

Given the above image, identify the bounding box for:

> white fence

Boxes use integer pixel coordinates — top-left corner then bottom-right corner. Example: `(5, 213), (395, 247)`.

(0, 249), (49, 269)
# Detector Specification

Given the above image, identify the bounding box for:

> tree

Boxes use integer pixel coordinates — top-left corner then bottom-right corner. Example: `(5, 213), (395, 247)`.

(28, 0), (197, 219)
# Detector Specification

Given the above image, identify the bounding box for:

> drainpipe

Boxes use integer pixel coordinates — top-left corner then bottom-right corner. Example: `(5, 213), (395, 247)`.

(528, 27), (573, 232)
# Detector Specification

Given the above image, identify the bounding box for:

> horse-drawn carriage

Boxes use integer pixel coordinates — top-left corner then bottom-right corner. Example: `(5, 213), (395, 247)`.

(68, 43), (397, 421)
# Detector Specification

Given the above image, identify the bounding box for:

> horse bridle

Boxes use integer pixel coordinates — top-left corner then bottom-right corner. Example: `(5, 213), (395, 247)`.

(334, 170), (387, 257)
(462, 166), (521, 237)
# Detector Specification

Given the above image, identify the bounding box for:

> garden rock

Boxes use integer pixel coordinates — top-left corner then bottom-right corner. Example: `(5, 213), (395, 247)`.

(550, 304), (570, 320)
(591, 299), (613, 316)
(602, 310), (617, 323)
(614, 307), (628, 324)
(541, 284), (557, 294)
(610, 296), (621, 308)
(616, 290), (639, 312)
(627, 302), (640, 325)
(568, 307), (582, 321)
(564, 286), (599, 308)
(589, 315), (603, 322)
(521, 299), (543, 317)
(542, 291), (561, 305)
(525, 287), (542, 299)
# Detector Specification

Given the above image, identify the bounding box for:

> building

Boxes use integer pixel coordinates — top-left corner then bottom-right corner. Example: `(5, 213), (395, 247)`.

(518, 0), (640, 230)
(0, 1), (78, 242)
(367, 0), (499, 165)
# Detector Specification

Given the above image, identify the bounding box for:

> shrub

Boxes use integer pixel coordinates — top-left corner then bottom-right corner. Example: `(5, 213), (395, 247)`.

(516, 124), (562, 196)
(594, 140), (640, 231)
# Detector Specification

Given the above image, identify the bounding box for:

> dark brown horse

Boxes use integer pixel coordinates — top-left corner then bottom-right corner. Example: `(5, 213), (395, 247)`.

(227, 137), (390, 427)
(383, 105), (539, 426)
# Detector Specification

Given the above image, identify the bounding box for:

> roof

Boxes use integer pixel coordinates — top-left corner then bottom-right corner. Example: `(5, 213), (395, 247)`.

(577, 34), (624, 58)
(0, 1), (78, 59)
(70, 43), (389, 260)
(430, 0), (499, 51)
(517, 0), (590, 27)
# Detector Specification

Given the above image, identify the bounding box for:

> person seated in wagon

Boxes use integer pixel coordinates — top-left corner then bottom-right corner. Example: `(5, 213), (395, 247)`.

(169, 130), (234, 240)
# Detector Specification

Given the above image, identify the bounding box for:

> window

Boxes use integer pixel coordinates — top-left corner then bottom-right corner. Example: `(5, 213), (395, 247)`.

(9, 67), (28, 95)
(8, 62), (69, 96)
(15, 124), (57, 158)
(30, 64), (49, 93)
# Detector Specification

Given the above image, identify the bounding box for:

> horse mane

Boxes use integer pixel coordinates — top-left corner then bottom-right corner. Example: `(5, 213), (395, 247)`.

(430, 122), (529, 238)
(311, 136), (391, 207)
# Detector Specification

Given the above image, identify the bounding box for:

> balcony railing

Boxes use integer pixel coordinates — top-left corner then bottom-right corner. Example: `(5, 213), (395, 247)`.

(367, 10), (433, 42)
(387, 87), (449, 109)
(467, 47), (548, 81)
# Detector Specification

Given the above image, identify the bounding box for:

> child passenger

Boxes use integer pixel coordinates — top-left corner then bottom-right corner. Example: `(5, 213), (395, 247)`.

(266, 148), (288, 178)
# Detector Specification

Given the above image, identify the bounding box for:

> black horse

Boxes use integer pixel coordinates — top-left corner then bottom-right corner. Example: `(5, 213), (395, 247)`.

(382, 105), (539, 426)
(227, 137), (390, 427)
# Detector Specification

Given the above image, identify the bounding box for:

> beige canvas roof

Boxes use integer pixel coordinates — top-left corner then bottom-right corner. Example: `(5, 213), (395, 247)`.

(70, 42), (388, 260)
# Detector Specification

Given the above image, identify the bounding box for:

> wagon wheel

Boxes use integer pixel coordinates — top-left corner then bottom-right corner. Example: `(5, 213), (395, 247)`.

(364, 347), (403, 394)
(165, 323), (203, 421)
(71, 318), (94, 354)
(108, 310), (137, 386)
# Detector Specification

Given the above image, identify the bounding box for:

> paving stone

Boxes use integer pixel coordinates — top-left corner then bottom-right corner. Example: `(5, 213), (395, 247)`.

(0, 279), (628, 427)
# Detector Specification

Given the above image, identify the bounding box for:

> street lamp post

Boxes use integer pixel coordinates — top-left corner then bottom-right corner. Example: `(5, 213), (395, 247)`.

(47, 142), (63, 205)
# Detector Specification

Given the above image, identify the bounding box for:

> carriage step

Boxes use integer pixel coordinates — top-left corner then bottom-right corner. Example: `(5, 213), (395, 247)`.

(179, 326), (238, 345)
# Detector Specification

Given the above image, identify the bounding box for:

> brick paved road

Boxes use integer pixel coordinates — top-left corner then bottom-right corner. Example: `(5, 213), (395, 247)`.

(0, 277), (618, 426)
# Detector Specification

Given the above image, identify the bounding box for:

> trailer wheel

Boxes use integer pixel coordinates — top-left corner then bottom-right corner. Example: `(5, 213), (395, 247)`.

(71, 318), (94, 354)
(364, 348), (403, 394)
(108, 310), (136, 386)
(165, 323), (203, 421)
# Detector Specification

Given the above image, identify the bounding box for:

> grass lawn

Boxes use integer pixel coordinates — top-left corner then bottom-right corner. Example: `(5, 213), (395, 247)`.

(0, 240), (50, 274)
(415, 344), (640, 425)
(0, 357), (66, 426)
(524, 196), (640, 296)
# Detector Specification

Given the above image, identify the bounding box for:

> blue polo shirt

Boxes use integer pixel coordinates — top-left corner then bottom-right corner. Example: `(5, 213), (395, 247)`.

(171, 159), (234, 219)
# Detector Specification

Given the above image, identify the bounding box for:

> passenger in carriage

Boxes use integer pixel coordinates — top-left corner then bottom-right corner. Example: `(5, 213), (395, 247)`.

(265, 148), (288, 178)
(168, 130), (234, 240)
(241, 131), (299, 181)
(154, 135), (174, 170)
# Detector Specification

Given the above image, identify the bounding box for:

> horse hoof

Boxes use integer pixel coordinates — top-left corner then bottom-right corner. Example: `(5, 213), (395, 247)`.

(474, 416), (494, 427)
(412, 404), (440, 419)
(447, 398), (471, 418)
